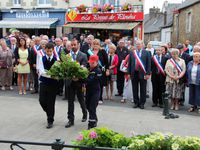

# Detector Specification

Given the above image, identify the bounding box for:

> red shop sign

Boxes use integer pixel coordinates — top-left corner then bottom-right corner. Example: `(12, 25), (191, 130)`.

(66, 11), (144, 23)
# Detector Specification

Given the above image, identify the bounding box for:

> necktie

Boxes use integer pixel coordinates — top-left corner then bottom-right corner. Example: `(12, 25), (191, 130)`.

(48, 57), (51, 62)
(72, 53), (76, 61)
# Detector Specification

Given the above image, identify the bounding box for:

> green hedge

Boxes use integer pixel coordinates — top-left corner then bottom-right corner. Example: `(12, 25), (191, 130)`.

(72, 127), (200, 150)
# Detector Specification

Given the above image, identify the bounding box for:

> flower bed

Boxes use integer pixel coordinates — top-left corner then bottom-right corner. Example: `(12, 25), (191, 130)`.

(73, 128), (200, 150)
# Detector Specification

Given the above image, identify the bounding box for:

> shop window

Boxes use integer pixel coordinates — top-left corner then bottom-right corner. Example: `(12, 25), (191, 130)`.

(186, 11), (192, 33)
(38, 0), (51, 6)
(13, 0), (21, 7)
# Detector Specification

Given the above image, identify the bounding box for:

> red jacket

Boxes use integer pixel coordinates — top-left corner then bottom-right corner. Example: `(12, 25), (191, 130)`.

(110, 54), (118, 75)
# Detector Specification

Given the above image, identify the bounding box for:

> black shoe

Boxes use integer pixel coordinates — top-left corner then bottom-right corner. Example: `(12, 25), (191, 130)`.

(159, 104), (163, 108)
(152, 104), (157, 107)
(140, 105), (144, 109)
(133, 104), (139, 108)
(65, 121), (74, 128)
(62, 97), (67, 100)
(31, 90), (38, 94)
(58, 93), (63, 96)
(82, 118), (87, 122)
(146, 95), (150, 98)
(46, 122), (53, 129)
(115, 93), (122, 96)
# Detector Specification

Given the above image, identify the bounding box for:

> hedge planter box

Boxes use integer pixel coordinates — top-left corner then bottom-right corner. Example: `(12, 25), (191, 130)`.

(73, 128), (200, 150)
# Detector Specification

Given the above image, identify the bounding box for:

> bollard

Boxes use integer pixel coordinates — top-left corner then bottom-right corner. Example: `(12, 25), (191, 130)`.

(162, 92), (169, 116)
(51, 139), (65, 150)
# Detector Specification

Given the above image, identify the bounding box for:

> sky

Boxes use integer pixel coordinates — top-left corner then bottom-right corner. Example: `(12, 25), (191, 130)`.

(144, 0), (184, 14)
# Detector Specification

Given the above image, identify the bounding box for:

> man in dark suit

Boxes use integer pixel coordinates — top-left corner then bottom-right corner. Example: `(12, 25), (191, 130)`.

(115, 40), (129, 96)
(54, 38), (64, 96)
(65, 39), (88, 128)
(29, 37), (41, 94)
(80, 34), (94, 55)
(151, 47), (167, 108)
(128, 40), (151, 109)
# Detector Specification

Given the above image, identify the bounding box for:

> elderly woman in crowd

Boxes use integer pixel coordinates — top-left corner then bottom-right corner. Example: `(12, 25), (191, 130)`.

(106, 44), (118, 100)
(0, 39), (14, 90)
(14, 37), (30, 95)
(165, 48), (186, 110)
(187, 52), (200, 113)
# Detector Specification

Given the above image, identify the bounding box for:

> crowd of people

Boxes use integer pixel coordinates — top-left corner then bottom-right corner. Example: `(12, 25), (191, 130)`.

(0, 29), (200, 129)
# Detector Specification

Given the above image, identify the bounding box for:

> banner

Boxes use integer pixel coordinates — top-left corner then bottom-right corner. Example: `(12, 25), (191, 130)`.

(66, 11), (144, 23)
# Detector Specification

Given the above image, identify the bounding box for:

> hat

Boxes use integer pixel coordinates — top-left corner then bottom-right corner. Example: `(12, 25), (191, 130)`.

(88, 55), (99, 63)
(176, 44), (184, 49)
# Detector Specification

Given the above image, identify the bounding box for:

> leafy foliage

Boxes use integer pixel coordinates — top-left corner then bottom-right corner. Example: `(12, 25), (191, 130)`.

(47, 52), (89, 80)
(72, 128), (200, 150)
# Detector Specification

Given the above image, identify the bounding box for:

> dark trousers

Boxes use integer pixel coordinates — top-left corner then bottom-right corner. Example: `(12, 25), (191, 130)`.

(32, 69), (38, 91)
(12, 72), (18, 85)
(189, 84), (200, 106)
(116, 70), (125, 95)
(67, 81), (87, 122)
(39, 83), (58, 123)
(152, 75), (165, 105)
(131, 72), (147, 106)
(58, 80), (64, 94)
(86, 88), (100, 127)
(64, 79), (70, 99)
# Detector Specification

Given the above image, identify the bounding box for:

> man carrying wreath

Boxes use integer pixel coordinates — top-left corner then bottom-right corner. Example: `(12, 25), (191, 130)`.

(65, 39), (88, 128)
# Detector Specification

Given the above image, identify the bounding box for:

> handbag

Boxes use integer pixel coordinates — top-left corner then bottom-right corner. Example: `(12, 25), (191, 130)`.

(0, 60), (7, 69)
(0, 51), (8, 69)
(120, 60), (128, 73)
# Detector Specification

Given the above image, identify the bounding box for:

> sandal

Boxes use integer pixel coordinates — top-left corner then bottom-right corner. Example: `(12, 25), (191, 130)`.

(188, 107), (195, 112)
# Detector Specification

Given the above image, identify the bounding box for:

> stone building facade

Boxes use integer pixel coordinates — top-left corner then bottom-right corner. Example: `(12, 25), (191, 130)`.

(171, 0), (200, 45)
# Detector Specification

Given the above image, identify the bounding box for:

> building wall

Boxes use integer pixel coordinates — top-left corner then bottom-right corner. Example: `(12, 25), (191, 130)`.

(161, 27), (171, 43)
(144, 32), (160, 45)
(0, 0), (67, 9)
(172, 2), (200, 45)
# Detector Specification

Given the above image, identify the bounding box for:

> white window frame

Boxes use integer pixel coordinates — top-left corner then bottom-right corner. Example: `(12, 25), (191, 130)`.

(186, 11), (192, 33)
(93, 0), (116, 5)
(13, 0), (21, 7)
(37, 0), (51, 7)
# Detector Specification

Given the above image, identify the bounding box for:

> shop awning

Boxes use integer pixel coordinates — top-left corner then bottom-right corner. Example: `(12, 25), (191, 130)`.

(64, 22), (139, 30)
(0, 18), (58, 29)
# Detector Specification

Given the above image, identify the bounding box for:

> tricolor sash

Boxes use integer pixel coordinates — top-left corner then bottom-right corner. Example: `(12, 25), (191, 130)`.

(33, 45), (39, 55)
(133, 50), (146, 74)
(152, 56), (165, 76)
(54, 47), (60, 60)
(87, 49), (103, 67)
(169, 58), (182, 74)
(39, 49), (45, 57)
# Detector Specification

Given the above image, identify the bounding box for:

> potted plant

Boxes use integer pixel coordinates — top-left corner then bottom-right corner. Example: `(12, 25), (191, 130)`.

(122, 3), (132, 11)
(101, 4), (114, 12)
(64, 0), (69, 3)
(77, 4), (87, 13)
(92, 4), (101, 13)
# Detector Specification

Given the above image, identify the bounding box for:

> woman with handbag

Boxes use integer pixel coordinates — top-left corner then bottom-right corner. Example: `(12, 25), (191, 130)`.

(0, 39), (14, 90)
(14, 37), (30, 95)
(106, 44), (118, 100)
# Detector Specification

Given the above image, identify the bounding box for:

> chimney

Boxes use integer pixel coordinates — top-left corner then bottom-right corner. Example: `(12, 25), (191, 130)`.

(164, 11), (167, 25)
(149, 7), (161, 18)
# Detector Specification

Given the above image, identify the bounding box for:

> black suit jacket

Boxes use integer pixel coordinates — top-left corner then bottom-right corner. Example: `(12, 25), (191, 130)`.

(29, 45), (42, 67)
(80, 42), (90, 55)
(75, 50), (88, 67)
(180, 52), (191, 65)
(128, 49), (151, 79)
(151, 55), (167, 82)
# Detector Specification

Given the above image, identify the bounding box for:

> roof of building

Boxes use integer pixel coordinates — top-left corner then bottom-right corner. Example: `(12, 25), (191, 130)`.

(178, 0), (200, 10)
(144, 3), (180, 33)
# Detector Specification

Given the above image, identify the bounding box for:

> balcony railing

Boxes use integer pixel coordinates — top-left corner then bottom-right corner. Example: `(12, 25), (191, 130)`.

(67, 5), (143, 14)
(0, 139), (124, 150)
